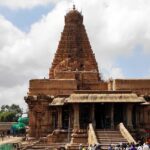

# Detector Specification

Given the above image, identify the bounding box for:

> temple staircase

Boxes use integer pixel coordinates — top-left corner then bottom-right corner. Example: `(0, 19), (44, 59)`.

(95, 129), (128, 149)
(66, 129), (88, 150)
(24, 142), (67, 150)
(24, 130), (69, 150)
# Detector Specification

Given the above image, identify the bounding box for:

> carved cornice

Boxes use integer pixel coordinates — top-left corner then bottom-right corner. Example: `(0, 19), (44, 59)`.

(24, 94), (54, 103)
(25, 94), (54, 112)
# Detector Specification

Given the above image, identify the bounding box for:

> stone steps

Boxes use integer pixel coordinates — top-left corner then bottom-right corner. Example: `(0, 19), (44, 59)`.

(67, 144), (88, 150)
(97, 138), (127, 142)
(96, 130), (128, 150)
(25, 143), (67, 150)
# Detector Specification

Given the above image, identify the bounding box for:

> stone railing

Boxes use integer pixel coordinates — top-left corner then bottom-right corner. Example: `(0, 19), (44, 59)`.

(118, 123), (136, 144)
(88, 123), (98, 145)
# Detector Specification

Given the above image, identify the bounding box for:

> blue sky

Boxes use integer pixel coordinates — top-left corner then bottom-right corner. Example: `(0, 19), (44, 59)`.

(0, 5), (54, 32)
(116, 45), (150, 78)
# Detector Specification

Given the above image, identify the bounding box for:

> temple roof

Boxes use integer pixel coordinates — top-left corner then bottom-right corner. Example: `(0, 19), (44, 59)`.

(49, 97), (66, 106)
(67, 93), (145, 103)
(65, 5), (83, 24)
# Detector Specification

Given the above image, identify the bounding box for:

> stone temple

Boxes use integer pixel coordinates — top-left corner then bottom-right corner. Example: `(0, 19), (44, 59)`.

(25, 6), (150, 149)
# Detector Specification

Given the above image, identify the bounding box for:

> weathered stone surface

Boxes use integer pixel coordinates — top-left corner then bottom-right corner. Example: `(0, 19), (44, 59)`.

(49, 7), (101, 84)
(109, 79), (150, 95)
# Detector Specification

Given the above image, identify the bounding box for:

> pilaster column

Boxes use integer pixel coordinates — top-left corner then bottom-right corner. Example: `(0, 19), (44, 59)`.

(36, 112), (42, 138)
(73, 104), (80, 130)
(29, 109), (35, 136)
(127, 104), (133, 129)
(111, 103), (114, 129)
(91, 104), (96, 128)
(49, 109), (53, 131)
(57, 107), (62, 129)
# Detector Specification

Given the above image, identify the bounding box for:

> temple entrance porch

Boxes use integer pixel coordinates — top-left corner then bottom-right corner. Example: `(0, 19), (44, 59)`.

(50, 103), (134, 132)
(72, 103), (133, 130)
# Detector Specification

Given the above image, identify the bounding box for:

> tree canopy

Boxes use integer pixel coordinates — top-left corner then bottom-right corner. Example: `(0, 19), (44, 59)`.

(0, 104), (23, 122)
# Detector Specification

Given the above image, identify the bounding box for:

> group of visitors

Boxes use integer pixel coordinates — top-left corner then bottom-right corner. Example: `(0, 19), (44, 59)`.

(109, 142), (150, 150)
(0, 130), (10, 141)
(78, 142), (150, 150)
(79, 143), (101, 150)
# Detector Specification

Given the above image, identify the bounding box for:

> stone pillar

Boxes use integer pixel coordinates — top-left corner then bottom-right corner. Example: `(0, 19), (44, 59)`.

(49, 109), (53, 132)
(57, 107), (62, 129)
(36, 112), (42, 138)
(70, 104), (87, 145)
(29, 109), (36, 137)
(111, 103), (114, 129)
(91, 104), (96, 128)
(73, 104), (80, 130)
(127, 104), (133, 129)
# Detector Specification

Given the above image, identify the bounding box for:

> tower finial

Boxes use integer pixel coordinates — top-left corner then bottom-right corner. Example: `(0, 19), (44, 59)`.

(73, 4), (76, 10)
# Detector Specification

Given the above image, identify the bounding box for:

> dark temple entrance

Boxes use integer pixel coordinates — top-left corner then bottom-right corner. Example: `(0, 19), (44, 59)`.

(114, 104), (124, 126)
(95, 103), (111, 129)
(52, 111), (58, 130)
(62, 105), (69, 129)
(79, 104), (91, 129)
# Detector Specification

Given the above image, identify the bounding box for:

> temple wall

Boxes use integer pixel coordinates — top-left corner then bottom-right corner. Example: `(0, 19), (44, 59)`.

(53, 71), (100, 82)
(29, 79), (77, 96)
(84, 82), (108, 90)
(109, 79), (150, 95)
(81, 72), (100, 82)
(53, 71), (76, 79)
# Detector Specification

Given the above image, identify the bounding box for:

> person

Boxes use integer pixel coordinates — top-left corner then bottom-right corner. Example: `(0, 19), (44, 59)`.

(95, 143), (101, 150)
(82, 146), (86, 150)
(88, 144), (92, 150)
(114, 144), (120, 150)
(108, 145), (113, 150)
(122, 143), (127, 150)
(137, 143), (143, 150)
(79, 144), (83, 150)
(58, 147), (66, 150)
(126, 143), (130, 150)
(93, 144), (97, 150)
(143, 142), (149, 150)
(1, 132), (4, 141)
(7, 130), (10, 138)
(130, 144), (137, 150)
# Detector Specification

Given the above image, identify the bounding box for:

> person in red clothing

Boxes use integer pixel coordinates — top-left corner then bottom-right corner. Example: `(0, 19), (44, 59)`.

(147, 137), (150, 144)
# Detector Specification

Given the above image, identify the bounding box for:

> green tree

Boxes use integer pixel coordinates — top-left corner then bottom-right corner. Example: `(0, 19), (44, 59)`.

(0, 104), (23, 122)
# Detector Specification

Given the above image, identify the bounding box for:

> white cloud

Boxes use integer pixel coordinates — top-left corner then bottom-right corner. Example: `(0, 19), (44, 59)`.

(0, 85), (27, 110)
(1, 0), (150, 109)
(0, 1), (69, 110)
(0, 0), (60, 9)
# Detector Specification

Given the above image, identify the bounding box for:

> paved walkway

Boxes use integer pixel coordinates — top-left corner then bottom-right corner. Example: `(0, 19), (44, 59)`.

(0, 136), (23, 145)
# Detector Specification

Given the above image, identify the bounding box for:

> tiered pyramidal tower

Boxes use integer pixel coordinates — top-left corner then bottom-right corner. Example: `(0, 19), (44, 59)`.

(49, 6), (101, 83)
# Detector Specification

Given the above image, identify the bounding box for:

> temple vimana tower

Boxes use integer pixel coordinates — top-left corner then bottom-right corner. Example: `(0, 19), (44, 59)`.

(25, 6), (150, 149)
